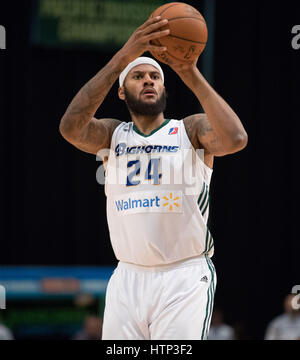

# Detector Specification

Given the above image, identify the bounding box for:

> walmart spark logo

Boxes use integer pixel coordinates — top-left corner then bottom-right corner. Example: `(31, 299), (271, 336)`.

(114, 191), (182, 215)
(162, 192), (180, 211)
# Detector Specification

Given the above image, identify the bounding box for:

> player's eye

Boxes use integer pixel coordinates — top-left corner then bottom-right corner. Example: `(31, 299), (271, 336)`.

(133, 75), (142, 80)
(152, 74), (160, 80)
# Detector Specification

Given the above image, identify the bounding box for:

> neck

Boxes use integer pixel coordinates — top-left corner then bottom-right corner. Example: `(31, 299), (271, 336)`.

(130, 112), (165, 135)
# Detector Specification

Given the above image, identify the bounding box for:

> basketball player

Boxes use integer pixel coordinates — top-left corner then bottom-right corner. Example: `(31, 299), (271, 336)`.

(59, 16), (248, 340)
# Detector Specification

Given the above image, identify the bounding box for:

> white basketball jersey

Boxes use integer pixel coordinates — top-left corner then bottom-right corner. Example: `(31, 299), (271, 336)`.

(104, 118), (214, 266)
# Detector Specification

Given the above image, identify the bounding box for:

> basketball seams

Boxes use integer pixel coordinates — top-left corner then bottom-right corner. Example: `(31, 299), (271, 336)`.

(153, 37), (202, 64)
(161, 50), (183, 64)
(153, 37), (182, 64)
(158, 3), (183, 17)
(167, 16), (206, 24)
(152, 17), (207, 44)
(150, 3), (207, 64)
(167, 34), (206, 45)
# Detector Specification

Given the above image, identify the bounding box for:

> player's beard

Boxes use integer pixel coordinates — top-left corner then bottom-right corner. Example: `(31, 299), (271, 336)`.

(124, 86), (167, 116)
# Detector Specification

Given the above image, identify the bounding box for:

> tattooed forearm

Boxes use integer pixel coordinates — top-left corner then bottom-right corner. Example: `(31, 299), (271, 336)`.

(60, 58), (123, 136)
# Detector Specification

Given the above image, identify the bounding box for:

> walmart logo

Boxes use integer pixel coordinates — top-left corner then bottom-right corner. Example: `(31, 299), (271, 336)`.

(115, 196), (160, 211)
(114, 191), (182, 215)
(162, 193), (180, 211)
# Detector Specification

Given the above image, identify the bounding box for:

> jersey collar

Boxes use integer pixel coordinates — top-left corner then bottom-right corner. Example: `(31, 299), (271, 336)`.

(133, 119), (171, 137)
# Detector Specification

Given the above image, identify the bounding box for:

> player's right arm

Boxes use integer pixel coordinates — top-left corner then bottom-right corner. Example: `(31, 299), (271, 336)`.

(59, 16), (170, 155)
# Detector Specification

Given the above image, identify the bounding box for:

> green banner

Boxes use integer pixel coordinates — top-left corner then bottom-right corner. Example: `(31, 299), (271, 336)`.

(31, 0), (168, 49)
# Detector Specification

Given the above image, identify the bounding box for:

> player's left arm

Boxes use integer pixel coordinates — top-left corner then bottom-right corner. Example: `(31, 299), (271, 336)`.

(170, 62), (248, 157)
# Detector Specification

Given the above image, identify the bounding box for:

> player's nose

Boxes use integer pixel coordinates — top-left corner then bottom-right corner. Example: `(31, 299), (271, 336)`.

(143, 73), (154, 86)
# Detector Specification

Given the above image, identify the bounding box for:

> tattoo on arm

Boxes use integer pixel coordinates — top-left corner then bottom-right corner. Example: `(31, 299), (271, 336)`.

(183, 114), (200, 148)
(197, 115), (213, 136)
(59, 62), (122, 154)
(77, 118), (121, 153)
(184, 113), (221, 155)
(64, 65), (120, 132)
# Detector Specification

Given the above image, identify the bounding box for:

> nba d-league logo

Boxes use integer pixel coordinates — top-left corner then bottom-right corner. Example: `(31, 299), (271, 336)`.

(0, 25), (6, 49)
(0, 285), (6, 309)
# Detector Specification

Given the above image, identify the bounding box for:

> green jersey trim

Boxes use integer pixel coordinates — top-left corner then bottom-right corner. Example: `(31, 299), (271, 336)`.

(133, 118), (171, 137)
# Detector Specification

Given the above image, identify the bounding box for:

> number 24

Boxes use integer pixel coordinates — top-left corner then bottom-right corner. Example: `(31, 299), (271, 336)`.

(127, 158), (162, 186)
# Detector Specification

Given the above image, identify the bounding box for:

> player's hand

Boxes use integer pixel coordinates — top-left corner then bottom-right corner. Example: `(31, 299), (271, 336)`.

(168, 58), (198, 74)
(117, 16), (170, 65)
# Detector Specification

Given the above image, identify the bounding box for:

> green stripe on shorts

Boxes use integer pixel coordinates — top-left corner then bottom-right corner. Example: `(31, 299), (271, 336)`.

(205, 256), (216, 339)
(201, 255), (215, 340)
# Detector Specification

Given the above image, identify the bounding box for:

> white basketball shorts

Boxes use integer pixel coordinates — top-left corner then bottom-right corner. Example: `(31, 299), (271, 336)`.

(102, 255), (216, 340)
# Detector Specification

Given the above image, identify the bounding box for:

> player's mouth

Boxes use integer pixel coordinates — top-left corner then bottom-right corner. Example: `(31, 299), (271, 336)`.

(141, 88), (157, 97)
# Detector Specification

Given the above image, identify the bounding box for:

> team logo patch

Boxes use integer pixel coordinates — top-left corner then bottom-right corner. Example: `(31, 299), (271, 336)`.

(114, 191), (183, 215)
(168, 127), (178, 135)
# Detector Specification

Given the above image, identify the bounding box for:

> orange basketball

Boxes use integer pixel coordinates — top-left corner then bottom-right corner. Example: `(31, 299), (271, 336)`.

(149, 2), (208, 65)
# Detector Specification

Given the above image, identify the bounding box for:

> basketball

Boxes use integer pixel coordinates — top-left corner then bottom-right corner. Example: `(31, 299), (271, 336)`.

(149, 2), (208, 65)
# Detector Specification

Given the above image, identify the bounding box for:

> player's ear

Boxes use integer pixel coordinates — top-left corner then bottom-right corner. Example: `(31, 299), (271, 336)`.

(118, 86), (125, 101)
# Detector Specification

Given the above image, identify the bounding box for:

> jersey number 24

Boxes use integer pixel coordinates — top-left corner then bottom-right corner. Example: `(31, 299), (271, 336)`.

(127, 158), (162, 186)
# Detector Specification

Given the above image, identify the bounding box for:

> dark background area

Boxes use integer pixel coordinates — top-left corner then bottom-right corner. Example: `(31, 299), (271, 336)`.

(1, 0), (300, 339)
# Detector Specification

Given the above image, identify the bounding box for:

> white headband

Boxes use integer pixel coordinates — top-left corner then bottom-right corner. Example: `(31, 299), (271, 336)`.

(119, 57), (164, 87)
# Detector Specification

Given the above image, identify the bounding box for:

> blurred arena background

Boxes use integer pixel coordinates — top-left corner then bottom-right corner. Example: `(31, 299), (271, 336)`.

(0, 0), (300, 340)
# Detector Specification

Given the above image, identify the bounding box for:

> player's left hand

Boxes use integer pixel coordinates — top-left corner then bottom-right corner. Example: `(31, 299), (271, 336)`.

(168, 58), (198, 74)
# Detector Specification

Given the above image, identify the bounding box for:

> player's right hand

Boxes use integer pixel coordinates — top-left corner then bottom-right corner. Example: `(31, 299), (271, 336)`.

(117, 16), (169, 65)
